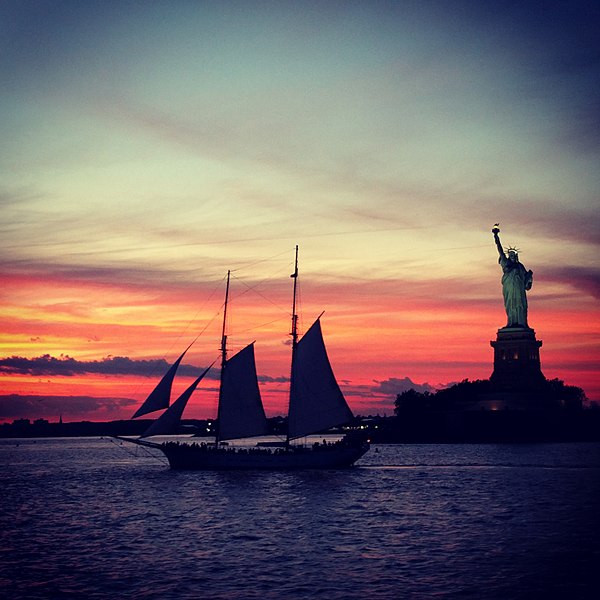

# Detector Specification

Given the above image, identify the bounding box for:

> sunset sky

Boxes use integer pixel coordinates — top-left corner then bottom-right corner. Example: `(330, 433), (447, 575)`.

(1, 1), (599, 423)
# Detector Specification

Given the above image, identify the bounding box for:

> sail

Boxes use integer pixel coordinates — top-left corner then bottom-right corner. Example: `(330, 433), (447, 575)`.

(140, 364), (213, 438)
(218, 343), (269, 441)
(132, 346), (190, 419)
(288, 319), (353, 439)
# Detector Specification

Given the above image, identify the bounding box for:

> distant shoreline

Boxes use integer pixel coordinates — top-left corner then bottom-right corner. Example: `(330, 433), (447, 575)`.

(2, 411), (599, 443)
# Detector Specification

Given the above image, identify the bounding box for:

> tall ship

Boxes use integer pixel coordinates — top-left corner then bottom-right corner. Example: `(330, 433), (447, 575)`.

(116, 247), (369, 469)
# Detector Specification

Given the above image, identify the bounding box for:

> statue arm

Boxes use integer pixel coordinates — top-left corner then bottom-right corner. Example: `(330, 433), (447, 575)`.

(493, 231), (505, 259)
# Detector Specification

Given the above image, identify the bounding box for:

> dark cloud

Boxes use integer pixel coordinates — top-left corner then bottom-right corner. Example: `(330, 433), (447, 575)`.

(258, 374), (288, 384)
(1, 259), (210, 289)
(0, 354), (217, 379)
(461, 199), (600, 249)
(371, 377), (438, 397)
(0, 353), (289, 384)
(521, 206), (600, 249)
(0, 394), (136, 420)
(541, 265), (600, 300)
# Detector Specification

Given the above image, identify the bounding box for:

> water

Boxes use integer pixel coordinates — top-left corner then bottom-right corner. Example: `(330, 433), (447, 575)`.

(1, 439), (599, 599)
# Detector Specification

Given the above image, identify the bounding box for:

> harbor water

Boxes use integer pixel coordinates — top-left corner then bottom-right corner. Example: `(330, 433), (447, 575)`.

(1, 438), (599, 599)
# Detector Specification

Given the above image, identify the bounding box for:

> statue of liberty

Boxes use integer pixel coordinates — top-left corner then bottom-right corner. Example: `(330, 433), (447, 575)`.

(492, 225), (533, 328)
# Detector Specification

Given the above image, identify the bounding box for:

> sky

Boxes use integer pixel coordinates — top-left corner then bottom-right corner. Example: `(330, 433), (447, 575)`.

(1, 0), (599, 423)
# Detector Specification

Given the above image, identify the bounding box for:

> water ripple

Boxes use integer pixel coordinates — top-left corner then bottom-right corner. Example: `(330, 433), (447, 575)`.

(1, 439), (599, 599)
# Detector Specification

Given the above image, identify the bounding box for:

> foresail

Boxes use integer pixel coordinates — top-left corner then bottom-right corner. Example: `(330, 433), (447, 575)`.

(132, 346), (190, 419)
(288, 319), (353, 439)
(218, 343), (268, 441)
(140, 364), (213, 438)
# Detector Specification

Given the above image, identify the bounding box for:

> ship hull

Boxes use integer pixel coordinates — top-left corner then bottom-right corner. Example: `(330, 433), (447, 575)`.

(160, 441), (370, 470)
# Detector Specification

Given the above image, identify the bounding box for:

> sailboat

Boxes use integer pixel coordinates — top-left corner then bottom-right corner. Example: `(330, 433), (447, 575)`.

(115, 247), (369, 470)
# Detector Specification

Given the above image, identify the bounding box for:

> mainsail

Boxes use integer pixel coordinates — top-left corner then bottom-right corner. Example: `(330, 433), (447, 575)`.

(140, 364), (213, 438)
(218, 343), (268, 441)
(132, 345), (191, 419)
(288, 318), (353, 439)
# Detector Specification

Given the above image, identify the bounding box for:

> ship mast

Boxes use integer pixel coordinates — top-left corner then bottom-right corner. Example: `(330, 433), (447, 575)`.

(286, 245), (299, 446)
(290, 245), (299, 350)
(215, 270), (231, 445)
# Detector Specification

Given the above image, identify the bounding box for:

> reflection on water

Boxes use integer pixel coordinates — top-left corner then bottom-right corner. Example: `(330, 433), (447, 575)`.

(1, 439), (599, 599)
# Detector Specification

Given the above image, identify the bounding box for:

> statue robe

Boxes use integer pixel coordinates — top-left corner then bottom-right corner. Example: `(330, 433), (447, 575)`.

(499, 255), (532, 327)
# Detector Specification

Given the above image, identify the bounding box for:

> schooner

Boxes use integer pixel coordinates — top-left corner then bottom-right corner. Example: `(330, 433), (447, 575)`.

(115, 246), (369, 469)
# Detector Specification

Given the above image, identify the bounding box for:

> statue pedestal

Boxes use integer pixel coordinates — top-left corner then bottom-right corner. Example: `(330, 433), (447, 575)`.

(490, 327), (545, 390)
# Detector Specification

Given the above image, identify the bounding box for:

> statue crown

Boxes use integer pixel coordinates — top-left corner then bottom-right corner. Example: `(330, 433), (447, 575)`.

(505, 245), (520, 255)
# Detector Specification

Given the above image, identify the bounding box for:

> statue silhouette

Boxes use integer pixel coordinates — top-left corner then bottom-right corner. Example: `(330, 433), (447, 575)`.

(492, 226), (533, 328)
